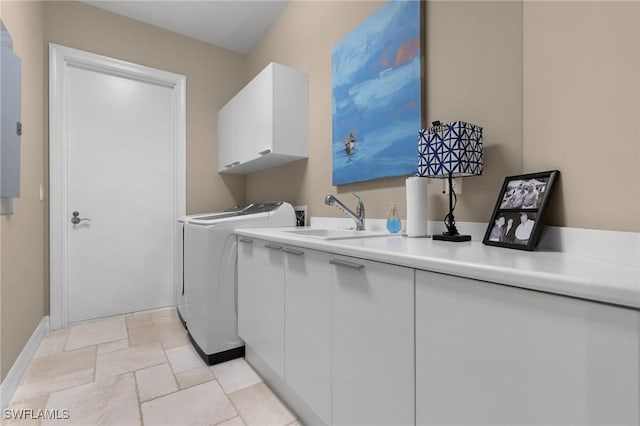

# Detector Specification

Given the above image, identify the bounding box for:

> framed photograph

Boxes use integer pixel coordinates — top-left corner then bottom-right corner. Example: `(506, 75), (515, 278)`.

(483, 170), (559, 251)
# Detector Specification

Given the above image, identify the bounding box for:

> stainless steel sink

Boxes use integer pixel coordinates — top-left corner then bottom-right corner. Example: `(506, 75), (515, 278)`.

(283, 228), (393, 240)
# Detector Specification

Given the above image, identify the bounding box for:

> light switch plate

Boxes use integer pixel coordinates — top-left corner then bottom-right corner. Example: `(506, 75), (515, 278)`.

(1, 197), (13, 215)
(442, 178), (462, 195)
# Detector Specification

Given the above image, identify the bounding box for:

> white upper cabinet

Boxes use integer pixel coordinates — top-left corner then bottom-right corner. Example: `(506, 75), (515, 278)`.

(217, 63), (308, 174)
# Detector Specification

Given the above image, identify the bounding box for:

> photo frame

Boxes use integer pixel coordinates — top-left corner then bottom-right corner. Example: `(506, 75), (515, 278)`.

(483, 170), (559, 251)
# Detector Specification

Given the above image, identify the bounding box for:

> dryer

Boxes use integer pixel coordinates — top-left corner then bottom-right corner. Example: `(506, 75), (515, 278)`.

(183, 202), (295, 364)
(175, 207), (247, 329)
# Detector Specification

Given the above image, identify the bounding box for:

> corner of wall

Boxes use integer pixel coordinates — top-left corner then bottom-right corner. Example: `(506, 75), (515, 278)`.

(0, 0), (46, 381)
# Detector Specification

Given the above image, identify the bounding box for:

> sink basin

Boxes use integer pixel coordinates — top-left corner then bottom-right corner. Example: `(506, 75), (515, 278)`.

(283, 228), (393, 240)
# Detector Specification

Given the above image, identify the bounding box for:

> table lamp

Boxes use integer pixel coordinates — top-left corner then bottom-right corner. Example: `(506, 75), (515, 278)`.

(418, 120), (483, 242)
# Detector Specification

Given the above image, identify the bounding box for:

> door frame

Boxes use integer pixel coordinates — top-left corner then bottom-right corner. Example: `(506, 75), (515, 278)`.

(49, 44), (186, 329)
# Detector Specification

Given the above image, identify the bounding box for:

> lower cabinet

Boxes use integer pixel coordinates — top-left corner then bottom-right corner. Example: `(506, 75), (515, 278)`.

(239, 239), (332, 422)
(238, 239), (416, 425)
(284, 247), (332, 424)
(239, 238), (640, 425)
(415, 270), (640, 426)
(331, 256), (415, 426)
(237, 238), (285, 379)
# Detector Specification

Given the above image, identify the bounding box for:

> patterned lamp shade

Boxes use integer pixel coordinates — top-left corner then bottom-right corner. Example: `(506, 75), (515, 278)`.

(418, 121), (484, 178)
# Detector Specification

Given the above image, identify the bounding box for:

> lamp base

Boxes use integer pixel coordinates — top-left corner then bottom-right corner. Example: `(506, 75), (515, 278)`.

(433, 233), (471, 242)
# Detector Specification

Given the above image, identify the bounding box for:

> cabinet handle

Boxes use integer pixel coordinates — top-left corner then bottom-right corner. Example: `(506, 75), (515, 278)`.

(282, 247), (304, 256)
(224, 163), (234, 168)
(330, 259), (364, 270)
(232, 161), (240, 166)
(238, 237), (253, 244)
(265, 243), (283, 251)
(258, 149), (271, 156)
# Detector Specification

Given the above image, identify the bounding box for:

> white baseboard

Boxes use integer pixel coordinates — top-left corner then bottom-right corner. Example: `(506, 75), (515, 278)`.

(0, 316), (49, 410)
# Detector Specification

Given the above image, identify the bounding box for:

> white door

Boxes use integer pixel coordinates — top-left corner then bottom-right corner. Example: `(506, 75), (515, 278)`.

(50, 45), (186, 326)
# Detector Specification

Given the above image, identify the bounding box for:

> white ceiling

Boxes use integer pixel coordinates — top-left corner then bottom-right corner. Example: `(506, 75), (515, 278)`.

(83, 1), (290, 54)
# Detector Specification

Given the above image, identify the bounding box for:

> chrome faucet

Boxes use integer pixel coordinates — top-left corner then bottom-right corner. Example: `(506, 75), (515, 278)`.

(324, 193), (365, 230)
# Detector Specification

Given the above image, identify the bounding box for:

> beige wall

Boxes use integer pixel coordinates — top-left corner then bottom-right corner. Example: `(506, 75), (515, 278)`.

(244, 1), (524, 224)
(0, 0), (46, 381)
(425, 1), (524, 224)
(44, 1), (246, 215)
(523, 1), (640, 232)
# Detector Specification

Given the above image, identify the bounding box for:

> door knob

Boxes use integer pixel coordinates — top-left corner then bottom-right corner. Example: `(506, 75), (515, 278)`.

(71, 211), (91, 224)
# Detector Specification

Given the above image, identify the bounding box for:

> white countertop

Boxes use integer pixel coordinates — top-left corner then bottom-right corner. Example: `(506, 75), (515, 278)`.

(236, 227), (640, 310)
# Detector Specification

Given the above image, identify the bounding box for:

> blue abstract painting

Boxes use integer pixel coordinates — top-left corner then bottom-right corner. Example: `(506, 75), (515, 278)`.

(332, 0), (422, 186)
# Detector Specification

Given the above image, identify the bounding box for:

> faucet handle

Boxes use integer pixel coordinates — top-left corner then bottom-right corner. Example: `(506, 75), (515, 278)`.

(352, 192), (365, 216)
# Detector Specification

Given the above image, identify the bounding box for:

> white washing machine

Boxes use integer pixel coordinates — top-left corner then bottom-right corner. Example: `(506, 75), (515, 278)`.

(175, 207), (247, 329)
(175, 217), (186, 327)
(183, 202), (295, 364)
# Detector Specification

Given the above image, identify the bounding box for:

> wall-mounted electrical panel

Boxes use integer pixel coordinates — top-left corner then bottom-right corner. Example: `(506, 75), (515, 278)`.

(1, 19), (22, 215)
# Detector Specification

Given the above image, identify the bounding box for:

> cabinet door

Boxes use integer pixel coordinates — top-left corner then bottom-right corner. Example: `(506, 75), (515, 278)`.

(416, 270), (640, 426)
(237, 238), (285, 378)
(231, 86), (253, 165)
(284, 247), (331, 424)
(217, 101), (234, 171)
(234, 66), (273, 164)
(272, 63), (308, 158)
(331, 256), (415, 426)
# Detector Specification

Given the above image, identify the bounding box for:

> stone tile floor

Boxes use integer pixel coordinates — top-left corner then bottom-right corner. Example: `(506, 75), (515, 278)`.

(4, 308), (300, 426)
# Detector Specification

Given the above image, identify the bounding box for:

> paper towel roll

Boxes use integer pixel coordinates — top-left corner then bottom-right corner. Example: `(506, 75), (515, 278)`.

(406, 177), (429, 237)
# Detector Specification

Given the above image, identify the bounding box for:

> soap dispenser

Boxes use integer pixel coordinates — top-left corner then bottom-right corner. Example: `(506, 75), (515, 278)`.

(386, 202), (402, 233)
